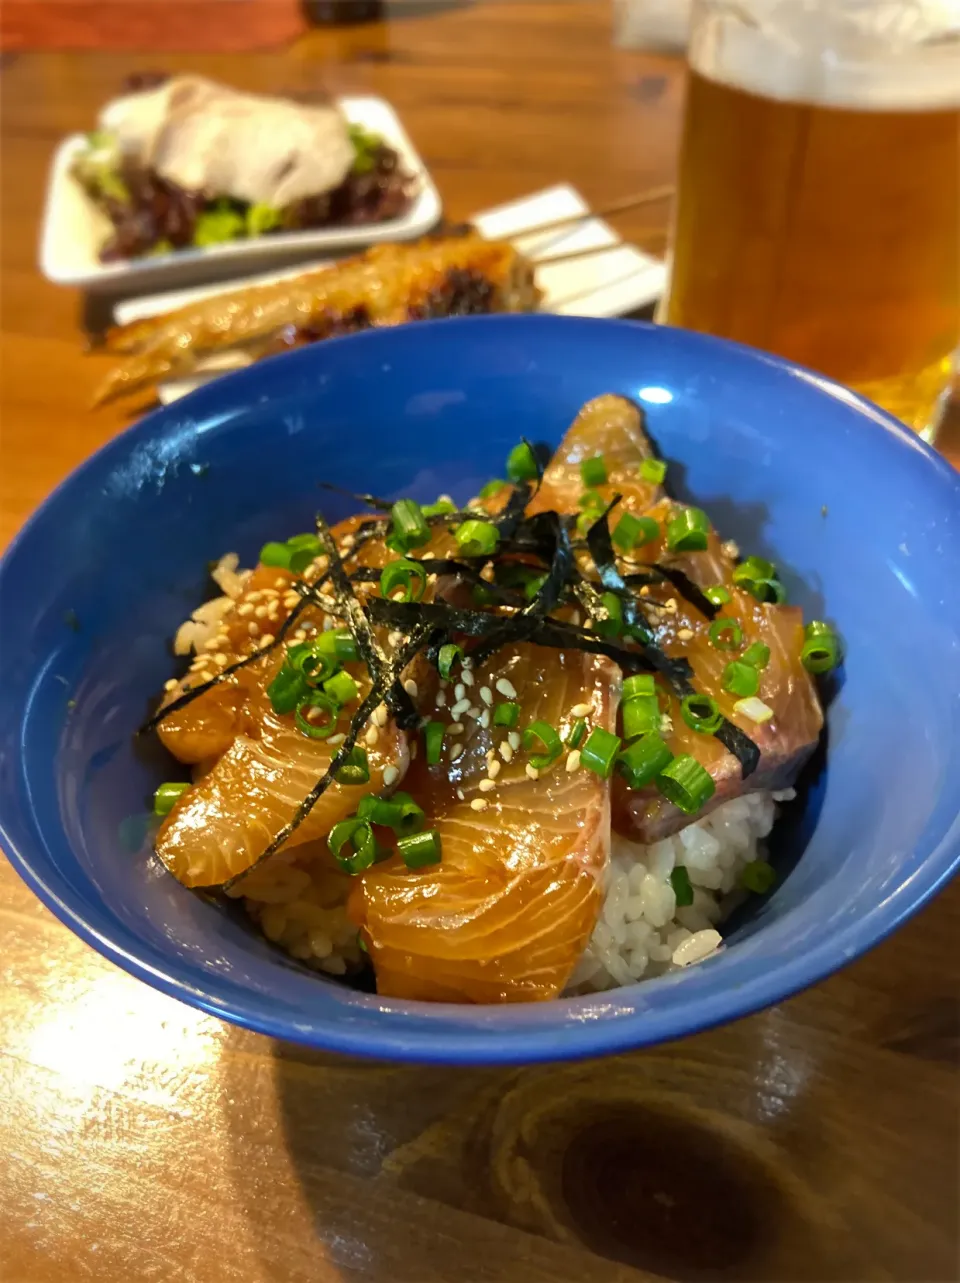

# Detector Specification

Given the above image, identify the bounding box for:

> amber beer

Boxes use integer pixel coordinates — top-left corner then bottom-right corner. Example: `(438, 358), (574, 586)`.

(660, 17), (960, 437)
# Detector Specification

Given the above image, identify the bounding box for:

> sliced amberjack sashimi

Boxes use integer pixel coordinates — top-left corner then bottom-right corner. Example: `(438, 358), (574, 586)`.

(156, 686), (410, 888)
(351, 643), (620, 1003)
(538, 395), (823, 841)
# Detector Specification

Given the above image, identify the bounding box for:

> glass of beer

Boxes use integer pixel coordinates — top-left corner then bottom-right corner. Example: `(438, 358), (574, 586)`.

(658, 0), (960, 440)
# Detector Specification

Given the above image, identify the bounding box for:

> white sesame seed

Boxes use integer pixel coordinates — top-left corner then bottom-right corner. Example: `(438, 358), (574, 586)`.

(570, 702), (591, 718)
(283, 594), (300, 610)
(237, 603), (254, 617)
(319, 594), (336, 611)
(677, 627), (694, 641)
(403, 678), (419, 699)
(293, 630), (307, 642)
(566, 750), (582, 772)
(246, 591), (263, 603)
(584, 619), (593, 630)
(213, 652), (228, 666)
(273, 578), (287, 589)
(499, 742), (514, 762)
(478, 779), (496, 793)
(374, 704), (388, 727)
(254, 605), (269, 619)
(436, 691), (447, 707)
(164, 678), (178, 691)
(570, 611), (581, 627)
(306, 705), (323, 723)
(448, 742), (464, 762)
(479, 686), (494, 707)
(461, 655), (473, 670)
(479, 709), (491, 729)
(202, 638), (220, 651)
(665, 597), (678, 614)
(456, 788), (465, 800)
(248, 622), (260, 637)
(487, 759), (501, 779)
(447, 722), (464, 735)
(382, 765), (400, 787)
(392, 590), (406, 602)
(461, 669), (475, 687)
(466, 707), (481, 721)
(470, 797), (489, 811)
(660, 714), (673, 735)
(508, 731), (521, 751)
(495, 677), (517, 699)
(451, 698), (471, 718)
(525, 763), (540, 781)
(454, 682), (466, 702)
(327, 733), (345, 745)
(365, 726), (380, 747)
(723, 539), (740, 559)
(260, 634), (275, 648)
(341, 534), (356, 550)
(388, 630), (403, 648)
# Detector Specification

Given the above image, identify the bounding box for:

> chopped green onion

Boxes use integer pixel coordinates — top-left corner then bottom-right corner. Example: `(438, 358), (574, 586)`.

(478, 479), (507, 500)
(594, 591), (623, 638)
(289, 641), (338, 686)
(733, 696), (774, 724)
(656, 755), (716, 814)
(398, 829), (442, 869)
(424, 721), (445, 765)
(566, 718), (587, 749)
(285, 533), (322, 573)
(523, 572), (548, 601)
(704, 584), (731, 606)
(294, 692), (340, 739)
(580, 727), (622, 779)
(640, 457), (667, 485)
(323, 669), (359, 707)
(422, 497), (456, 518)
(740, 859), (777, 895)
(580, 455), (608, 487)
(335, 746), (370, 785)
(522, 720), (563, 769)
(246, 202), (282, 237)
(732, 556), (786, 604)
(331, 628), (359, 664)
(493, 700), (520, 728)
(722, 660), (760, 698)
(390, 499), (430, 553)
(680, 693), (723, 734)
(666, 507), (710, 553)
(742, 642), (771, 670)
(622, 695), (660, 741)
(740, 860), (777, 894)
(328, 817), (379, 874)
(801, 620), (841, 673)
(708, 617), (743, 650)
(578, 489), (606, 511)
(472, 583), (496, 606)
(622, 674), (656, 701)
(267, 662), (308, 714)
(437, 642), (463, 680)
(153, 781), (190, 816)
(380, 558), (427, 602)
(617, 734), (673, 789)
(455, 519), (500, 557)
(506, 441), (539, 483)
(670, 865), (694, 906)
(259, 541), (291, 569)
(358, 790), (425, 835)
(612, 512), (659, 552)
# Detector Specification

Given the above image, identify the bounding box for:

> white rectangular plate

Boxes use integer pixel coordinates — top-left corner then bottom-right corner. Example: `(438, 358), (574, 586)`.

(39, 95), (442, 290)
(113, 183), (667, 405)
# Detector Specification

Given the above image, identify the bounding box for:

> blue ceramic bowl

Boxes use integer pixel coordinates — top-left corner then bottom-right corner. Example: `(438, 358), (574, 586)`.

(2, 316), (959, 1063)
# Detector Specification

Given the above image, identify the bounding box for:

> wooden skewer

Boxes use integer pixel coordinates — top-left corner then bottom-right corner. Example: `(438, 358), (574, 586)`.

(505, 185), (674, 240)
(530, 232), (667, 268)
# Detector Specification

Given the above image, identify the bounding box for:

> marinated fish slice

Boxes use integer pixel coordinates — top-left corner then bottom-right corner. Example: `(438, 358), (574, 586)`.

(154, 533), (410, 889)
(539, 394), (823, 840)
(94, 235), (541, 406)
(156, 687), (409, 888)
(352, 642), (620, 1003)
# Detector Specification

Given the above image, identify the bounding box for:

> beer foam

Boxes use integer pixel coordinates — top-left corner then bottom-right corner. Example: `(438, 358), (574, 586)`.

(690, 1), (960, 110)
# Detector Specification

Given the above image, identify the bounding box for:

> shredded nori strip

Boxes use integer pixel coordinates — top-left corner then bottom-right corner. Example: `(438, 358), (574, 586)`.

(650, 564), (719, 620)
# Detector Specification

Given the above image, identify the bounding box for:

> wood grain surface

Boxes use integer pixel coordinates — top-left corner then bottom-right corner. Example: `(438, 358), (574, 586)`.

(1, 5), (958, 1281)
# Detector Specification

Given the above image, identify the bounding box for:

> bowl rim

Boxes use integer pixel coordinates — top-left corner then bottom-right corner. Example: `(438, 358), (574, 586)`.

(2, 314), (959, 1064)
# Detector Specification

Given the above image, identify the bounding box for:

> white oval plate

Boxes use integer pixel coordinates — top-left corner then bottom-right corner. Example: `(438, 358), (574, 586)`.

(39, 95), (442, 291)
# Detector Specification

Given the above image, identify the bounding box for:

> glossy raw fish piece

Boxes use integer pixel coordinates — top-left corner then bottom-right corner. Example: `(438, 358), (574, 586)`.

(538, 394), (824, 841)
(352, 643), (620, 1003)
(156, 675), (409, 888)
(155, 541), (409, 889)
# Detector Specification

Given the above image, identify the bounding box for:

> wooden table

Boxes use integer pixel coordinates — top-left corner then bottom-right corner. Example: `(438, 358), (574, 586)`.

(1, 6), (958, 1281)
